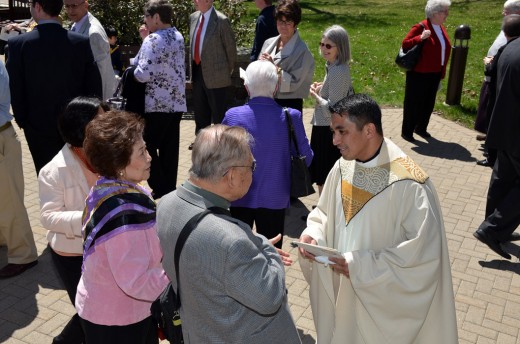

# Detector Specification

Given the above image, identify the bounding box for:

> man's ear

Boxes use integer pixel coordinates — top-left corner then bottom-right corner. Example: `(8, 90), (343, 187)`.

(223, 168), (237, 188)
(365, 123), (376, 138)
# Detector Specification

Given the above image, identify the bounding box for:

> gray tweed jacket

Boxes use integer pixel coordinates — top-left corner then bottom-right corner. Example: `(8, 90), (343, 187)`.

(189, 8), (237, 89)
(157, 184), (301, 343)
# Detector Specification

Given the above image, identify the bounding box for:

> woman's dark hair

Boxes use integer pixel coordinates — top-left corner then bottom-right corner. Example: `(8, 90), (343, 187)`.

(144, 0), (173, 25)
(58, 97), (109, 147)
(83, 110), (145, 179)
(275, 0), (302, 26)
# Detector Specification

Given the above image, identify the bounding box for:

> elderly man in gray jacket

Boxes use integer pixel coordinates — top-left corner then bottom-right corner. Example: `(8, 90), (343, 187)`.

(157, 124), (301, 343)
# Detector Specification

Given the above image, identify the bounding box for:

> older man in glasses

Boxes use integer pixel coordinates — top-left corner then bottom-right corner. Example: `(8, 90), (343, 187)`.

(64, 0), (115, 101)
(157, 124), (301, 343)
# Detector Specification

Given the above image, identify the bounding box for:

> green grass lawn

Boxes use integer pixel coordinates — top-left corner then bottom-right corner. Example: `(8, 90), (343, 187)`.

(243, 0), (503, 128)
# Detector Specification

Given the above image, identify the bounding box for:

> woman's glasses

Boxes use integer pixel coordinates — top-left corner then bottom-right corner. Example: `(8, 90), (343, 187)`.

(319, 42), (336, 49)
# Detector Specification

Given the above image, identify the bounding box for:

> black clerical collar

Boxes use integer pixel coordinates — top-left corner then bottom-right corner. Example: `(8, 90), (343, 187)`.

(356, 139), (384, 163)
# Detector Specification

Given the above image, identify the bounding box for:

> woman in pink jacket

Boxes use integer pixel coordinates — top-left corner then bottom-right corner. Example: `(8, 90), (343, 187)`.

(75, 110), (169, 344)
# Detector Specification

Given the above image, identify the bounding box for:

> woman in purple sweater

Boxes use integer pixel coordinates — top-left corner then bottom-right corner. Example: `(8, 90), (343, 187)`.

(222, 60), (313, 248)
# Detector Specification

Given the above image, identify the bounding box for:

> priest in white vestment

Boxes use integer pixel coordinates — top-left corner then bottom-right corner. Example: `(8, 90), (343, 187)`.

(299, 94), (458, 344)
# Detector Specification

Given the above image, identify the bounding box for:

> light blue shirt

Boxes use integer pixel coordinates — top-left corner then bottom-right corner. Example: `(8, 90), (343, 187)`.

(0, 59), (13, 126)
(71, 14), (89, 32)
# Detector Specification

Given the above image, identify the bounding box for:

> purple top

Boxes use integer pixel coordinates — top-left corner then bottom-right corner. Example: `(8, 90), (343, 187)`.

(222, 97), (313, 209)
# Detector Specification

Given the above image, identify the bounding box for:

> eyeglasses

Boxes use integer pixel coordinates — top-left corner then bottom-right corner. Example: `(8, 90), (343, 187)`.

(277, 19), (294, 26)
(319, 42), (336, 49)
(223, 160), (257, 176)
(64, 0), (85, 9)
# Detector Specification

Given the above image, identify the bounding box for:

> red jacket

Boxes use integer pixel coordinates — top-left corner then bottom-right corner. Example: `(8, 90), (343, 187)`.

(402, 19), (451, 79)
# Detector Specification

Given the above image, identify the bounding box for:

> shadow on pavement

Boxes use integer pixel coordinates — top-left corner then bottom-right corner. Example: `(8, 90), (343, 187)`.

(285, 198), (311, 239)
(478, 259), (520, 273)
(298, 328), (316, 343)
(478, 243), (520, 272)
(0, 246), (61, 342)
(411, 137), (476, 162)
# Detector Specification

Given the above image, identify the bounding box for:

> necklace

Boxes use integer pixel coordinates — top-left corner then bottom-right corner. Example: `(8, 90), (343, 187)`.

(71, 146), (97, 174)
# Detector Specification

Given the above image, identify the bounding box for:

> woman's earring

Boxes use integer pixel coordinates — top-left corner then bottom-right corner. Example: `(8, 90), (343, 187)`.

(119, 171), (124, 177)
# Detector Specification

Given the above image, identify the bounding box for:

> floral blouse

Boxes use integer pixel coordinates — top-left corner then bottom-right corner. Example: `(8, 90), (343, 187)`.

(134, 27), (187, 113)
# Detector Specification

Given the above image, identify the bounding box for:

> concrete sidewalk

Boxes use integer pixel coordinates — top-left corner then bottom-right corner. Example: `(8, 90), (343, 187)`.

(1, 107), (519, 344)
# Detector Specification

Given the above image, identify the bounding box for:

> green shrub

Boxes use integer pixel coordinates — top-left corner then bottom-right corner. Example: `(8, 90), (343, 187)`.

(88, 0), (253, 46)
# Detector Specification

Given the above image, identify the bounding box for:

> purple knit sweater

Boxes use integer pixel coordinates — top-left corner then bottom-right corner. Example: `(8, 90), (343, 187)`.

(222, 97), (313, 209)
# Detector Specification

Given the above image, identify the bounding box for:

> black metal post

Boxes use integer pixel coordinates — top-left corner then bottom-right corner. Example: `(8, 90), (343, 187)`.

(446, 25), (471, 105)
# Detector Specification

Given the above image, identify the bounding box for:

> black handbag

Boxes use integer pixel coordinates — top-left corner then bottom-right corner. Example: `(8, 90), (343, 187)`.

(110, 66), (145, 115)
(395, 23), (425, 71)
(284, 108), (315, 198)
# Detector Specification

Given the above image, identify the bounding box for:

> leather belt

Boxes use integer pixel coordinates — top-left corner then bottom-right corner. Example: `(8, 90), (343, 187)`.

(0, 121), (12, 133)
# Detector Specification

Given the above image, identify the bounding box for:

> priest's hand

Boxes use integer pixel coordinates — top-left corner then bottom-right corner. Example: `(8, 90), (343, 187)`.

(329, 257), (349, 278)
(269, 234), (293, 266)
(299, 234), (318, 260)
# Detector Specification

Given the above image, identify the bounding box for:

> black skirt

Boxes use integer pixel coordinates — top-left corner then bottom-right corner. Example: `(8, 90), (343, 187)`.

(309, 125), (341, 186)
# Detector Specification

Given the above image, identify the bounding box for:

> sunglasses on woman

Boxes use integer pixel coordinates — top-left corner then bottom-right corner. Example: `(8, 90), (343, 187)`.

(319, 42), (336, 49)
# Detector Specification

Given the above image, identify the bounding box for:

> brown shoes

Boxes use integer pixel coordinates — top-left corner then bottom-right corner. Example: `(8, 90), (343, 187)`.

(0, 261), (38, 279)
(476, 134), (486, 141)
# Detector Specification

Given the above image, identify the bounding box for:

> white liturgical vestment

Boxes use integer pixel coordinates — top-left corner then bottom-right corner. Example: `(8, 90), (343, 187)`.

(300, 138), (457, 344)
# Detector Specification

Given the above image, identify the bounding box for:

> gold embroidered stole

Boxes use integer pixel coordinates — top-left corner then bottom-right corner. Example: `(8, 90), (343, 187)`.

(339, 156), (428, 225)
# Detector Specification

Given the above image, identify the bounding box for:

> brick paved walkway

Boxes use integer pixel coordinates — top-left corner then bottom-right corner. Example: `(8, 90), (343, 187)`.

(1, 107), (519, 344)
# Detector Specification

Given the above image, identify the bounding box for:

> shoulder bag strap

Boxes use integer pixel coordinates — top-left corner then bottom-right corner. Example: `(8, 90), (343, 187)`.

(283, 107), (302, 156)
(173, 206), (232, 306)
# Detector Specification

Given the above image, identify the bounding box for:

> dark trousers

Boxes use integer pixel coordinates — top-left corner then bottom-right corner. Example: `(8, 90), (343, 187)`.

(275, 98), (303, 115)
(230, 207), (286, 249)
(402, 71), (441, 136)
(80, 316), (158, 344)
(142, 112), (182, 199)
(192, 63), (229, 134)
(50, 249), (84, 344)
(478, 150), (520, 241)
(24, 126), (64, 176)
(474, 80), (490, 133)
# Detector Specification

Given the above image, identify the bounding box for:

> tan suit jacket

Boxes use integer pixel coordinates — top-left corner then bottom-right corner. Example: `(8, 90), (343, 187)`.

(76, 13), (116, 100)
(189, 8), (236, 89)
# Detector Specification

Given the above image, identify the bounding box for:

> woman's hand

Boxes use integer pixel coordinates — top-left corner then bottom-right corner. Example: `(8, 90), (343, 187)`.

(139, 24), (149, 40)
(310, 81), (323, 94)
(310, 89), (327, 106)
(483, 56), (493, 65)
(259, 52), (275, 64)
(420, 29), (431, 40)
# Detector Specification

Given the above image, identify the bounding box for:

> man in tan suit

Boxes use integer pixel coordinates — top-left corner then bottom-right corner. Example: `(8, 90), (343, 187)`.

(189, 0), (237, 140)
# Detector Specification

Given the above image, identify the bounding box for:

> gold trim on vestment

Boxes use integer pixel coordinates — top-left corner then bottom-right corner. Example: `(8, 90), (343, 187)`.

(340, 156), (428, 225)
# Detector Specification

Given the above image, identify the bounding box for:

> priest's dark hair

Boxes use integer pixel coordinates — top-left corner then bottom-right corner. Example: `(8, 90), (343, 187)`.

(329, 93), (384, 136)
